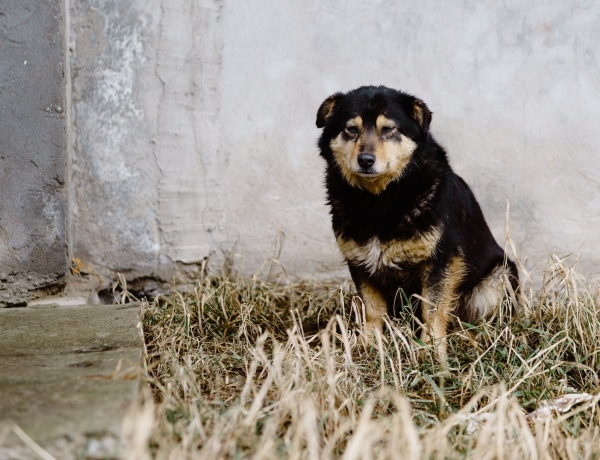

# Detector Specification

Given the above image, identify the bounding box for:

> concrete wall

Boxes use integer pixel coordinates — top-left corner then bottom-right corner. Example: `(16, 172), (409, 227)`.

(12, 1), (600, 300)
(0, 1), (66, 306)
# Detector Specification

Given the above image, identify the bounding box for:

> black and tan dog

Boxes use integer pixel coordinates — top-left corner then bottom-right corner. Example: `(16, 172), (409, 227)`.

(316, 85), (518, 360)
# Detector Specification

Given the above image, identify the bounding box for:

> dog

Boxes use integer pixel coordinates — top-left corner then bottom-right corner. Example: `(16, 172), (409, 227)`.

(316, 85), (518, 362)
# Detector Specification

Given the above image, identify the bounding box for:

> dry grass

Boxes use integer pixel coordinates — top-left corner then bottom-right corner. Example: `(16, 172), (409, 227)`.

(128, 255), (600, 459)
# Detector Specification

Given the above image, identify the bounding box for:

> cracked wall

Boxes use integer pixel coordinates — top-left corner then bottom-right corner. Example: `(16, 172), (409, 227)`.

(67, 1), (600, 294)
(0, 1), (67, 306)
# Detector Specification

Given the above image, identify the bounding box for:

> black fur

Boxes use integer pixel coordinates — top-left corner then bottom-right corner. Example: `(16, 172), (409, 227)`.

(316, 85), (518, 339)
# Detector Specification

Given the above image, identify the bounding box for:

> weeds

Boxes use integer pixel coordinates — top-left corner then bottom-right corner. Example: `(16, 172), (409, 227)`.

(132, 256), (600, 459)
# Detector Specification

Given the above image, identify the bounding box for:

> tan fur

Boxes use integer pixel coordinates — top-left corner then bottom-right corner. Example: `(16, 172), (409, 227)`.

(316, 95), (337, 127)
(375, 115), (397, 135)
(420, 256), (467, 365)
(356, 282), (388, 342)
(329, 115), (417, 195)
(344, 116), (364, 133)
(336, 227), (442, 276)
(412, 99), (429, 129)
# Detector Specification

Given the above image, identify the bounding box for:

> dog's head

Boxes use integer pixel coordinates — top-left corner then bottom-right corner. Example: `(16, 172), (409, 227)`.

(316, 86), (432, 195)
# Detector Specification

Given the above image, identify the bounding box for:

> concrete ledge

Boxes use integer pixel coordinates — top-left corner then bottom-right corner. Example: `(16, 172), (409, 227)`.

(0, 303), (143, 459)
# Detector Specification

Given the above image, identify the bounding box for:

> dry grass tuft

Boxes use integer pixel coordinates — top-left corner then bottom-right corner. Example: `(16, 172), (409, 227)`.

(131, 256), (600, 459)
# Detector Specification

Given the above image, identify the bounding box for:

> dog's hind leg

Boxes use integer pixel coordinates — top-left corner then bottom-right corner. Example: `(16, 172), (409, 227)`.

(466, 264), (517, 322)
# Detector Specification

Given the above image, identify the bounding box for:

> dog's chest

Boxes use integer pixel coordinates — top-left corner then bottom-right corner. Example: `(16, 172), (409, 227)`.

(336, 228), (441, 276)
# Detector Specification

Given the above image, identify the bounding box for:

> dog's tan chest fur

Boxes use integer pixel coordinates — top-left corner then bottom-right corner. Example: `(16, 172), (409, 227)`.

(336, 227), (441, 276)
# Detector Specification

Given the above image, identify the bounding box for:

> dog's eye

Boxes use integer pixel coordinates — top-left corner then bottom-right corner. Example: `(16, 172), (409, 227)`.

(381, 126), (396, 135)
(345, 126), (359, 136)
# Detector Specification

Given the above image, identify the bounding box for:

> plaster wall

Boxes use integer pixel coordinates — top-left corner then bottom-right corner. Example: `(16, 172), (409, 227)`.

(68, 1), (600, 291)
(0, 1), (66, 306)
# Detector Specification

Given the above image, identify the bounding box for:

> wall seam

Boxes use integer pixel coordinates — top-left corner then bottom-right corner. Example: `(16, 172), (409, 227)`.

(63, 0), (74, 269)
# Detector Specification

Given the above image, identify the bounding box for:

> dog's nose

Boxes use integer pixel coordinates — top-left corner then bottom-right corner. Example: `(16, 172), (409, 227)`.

(357, 153), (376, 169)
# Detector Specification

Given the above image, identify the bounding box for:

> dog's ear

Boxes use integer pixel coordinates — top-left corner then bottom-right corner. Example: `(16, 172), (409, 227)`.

(412, 98), (432, 137)
(316, 93), (341, 128)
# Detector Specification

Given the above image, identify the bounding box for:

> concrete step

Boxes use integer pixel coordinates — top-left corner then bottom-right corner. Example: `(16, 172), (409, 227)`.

(0, 302), (143, 459)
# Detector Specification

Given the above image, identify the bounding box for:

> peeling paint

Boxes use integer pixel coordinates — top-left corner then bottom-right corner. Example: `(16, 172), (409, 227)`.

(70, 1), (161, 278)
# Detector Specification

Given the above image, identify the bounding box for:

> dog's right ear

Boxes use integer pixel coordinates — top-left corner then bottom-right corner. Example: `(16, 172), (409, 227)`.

(316, 93), (341, 128)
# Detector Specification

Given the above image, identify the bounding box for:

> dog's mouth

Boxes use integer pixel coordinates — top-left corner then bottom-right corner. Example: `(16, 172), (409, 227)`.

(356, 169), (380, 178)
(354, 163), (387, 178)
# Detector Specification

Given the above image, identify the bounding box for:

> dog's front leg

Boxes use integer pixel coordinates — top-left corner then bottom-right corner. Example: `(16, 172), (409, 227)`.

(419, 256), (466, 368)
(356, 282), (387, 346)
(420, 294), (450, 368)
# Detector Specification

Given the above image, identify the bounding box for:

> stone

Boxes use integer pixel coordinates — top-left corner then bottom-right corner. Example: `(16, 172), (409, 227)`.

(0, 303), (143, 459)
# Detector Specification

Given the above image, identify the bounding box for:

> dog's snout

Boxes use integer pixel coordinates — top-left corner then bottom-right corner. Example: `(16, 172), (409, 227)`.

(357, 153), (376, 169)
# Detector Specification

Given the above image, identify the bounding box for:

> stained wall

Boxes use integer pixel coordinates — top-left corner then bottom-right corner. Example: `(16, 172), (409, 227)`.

(0, 1), (66, 306)
(6, 2), (600, 304)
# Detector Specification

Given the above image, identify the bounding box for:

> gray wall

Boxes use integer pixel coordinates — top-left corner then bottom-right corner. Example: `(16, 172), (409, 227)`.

(0, 1), (66, 306)
(70, 1), (600, 291)
(4, 1), (600, 303)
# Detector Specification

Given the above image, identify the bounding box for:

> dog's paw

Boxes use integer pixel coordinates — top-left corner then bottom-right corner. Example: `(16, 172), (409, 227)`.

(417, 334), (449, 371)
(357, 322), (382, 349)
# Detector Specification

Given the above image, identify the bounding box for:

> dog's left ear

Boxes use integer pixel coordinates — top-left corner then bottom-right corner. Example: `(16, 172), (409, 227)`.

(412, 98), (432, 137)
(316, 93), (341, 128)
